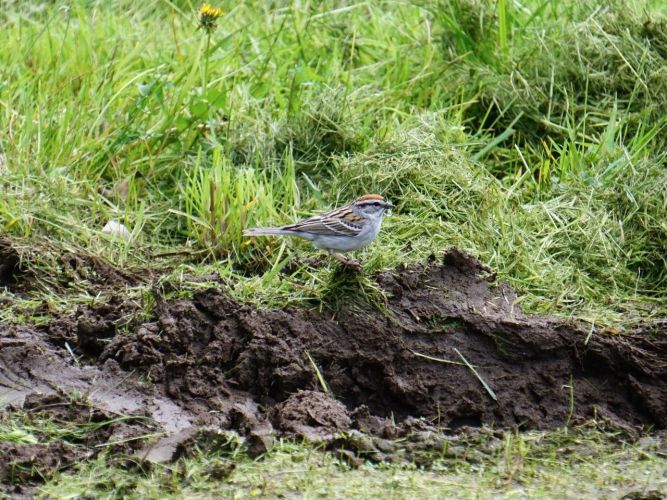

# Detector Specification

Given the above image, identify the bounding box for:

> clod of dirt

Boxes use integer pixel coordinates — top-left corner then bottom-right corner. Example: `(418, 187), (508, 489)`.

(47, 298), (141, 355)
(271, 390), (352, 440)
(226, 401), (274, 457)
(0, 441), (90, 485)
(137, 427), (201, 464)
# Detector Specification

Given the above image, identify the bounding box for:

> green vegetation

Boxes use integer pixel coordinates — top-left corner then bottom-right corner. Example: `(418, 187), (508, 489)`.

(2, 409), (664, 499)
(1, 0), (665, 323)
(2, 0), (667, 497)
(42, 435), (667, 499)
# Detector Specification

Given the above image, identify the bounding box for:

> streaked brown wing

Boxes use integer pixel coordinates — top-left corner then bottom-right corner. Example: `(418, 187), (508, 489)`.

(284, 207), (363, 237)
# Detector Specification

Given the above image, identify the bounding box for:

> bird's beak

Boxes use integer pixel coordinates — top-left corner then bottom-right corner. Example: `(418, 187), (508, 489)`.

(384, 201), (394, 209)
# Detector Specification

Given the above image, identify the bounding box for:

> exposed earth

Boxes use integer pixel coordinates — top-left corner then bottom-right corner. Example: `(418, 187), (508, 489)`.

(1, 242), (666, 489)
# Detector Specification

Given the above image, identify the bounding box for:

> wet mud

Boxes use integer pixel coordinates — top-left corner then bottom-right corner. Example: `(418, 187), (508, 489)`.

(2, 248), (666, 486)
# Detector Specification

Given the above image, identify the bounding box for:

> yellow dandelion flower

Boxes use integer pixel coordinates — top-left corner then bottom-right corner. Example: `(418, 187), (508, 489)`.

(199, 3), (223, 33)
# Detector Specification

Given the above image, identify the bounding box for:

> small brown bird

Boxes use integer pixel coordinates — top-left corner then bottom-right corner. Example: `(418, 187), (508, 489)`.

(243, 194), (393, 267)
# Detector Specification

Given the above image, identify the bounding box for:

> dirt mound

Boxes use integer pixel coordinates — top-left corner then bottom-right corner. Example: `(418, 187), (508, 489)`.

(47, 296), (143, 353)
(98, 249), (667, 434)
(2, 248), (666, 479)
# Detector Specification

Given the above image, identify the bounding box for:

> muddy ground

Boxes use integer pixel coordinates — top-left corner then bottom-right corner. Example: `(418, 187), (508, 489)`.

(1, 244), (666, 489)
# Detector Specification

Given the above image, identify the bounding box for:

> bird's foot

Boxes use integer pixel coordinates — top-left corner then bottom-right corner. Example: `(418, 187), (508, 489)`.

(342, 258), (362, 269)
(332, 253), (362, 269)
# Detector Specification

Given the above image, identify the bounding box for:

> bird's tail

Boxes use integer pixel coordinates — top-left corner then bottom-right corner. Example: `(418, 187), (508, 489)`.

(243, 227), (291, 237)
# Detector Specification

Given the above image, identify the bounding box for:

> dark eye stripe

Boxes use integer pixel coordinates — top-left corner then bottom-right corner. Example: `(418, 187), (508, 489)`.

(359, 200), (385, 208)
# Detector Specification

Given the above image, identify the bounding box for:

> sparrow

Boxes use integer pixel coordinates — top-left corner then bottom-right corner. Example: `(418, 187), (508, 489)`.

(243, 194), (393, 267)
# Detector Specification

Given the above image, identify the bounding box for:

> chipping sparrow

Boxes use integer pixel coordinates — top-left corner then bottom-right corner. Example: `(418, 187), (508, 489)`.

(243, 194), (393, 267)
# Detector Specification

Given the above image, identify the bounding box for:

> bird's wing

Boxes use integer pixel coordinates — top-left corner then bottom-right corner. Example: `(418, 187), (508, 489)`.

(283, 207), (364, 237)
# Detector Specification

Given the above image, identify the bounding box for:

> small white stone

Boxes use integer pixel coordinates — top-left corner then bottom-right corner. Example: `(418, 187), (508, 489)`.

(101, 220), (132, 241)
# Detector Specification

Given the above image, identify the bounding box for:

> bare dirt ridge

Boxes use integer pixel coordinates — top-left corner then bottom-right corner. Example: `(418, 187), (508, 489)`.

(1, 248), (666, 485)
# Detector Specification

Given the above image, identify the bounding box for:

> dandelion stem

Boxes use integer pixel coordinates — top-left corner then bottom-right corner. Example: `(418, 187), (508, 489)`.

(203, 31), (211, 94)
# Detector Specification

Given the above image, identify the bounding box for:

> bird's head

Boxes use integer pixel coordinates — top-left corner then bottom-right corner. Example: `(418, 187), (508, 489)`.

(351, 194), (394, 218)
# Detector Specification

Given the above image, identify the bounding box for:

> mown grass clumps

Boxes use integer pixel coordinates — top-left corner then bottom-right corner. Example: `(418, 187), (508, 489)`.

(429, 0), (667, 153)
(328, 114), (667, 320)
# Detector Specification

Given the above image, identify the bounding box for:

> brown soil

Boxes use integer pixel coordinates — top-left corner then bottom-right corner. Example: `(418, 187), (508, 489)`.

(2, 248), (666, 484)
(0, 441), (90, 484)
(0, 238), (22, 289)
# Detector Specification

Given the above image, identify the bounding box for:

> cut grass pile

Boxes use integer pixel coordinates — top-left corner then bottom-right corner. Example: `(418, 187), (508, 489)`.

(431, 0), (667, 150)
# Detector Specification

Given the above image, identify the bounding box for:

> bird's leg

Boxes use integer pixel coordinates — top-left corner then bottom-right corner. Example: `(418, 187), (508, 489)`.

(331, 251), (362, 269)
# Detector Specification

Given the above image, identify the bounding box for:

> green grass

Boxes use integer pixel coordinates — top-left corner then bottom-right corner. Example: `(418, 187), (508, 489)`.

(1, 0), (665, 324)
(32, 425), (667, 498)
(1, 0), (667, 496)
(3, 410), (665, 498)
